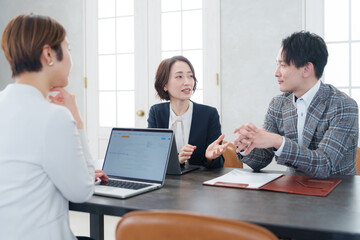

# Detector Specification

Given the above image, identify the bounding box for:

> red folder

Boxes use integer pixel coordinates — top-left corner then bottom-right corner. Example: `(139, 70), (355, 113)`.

(260, 175), (341, 197)
(207, 175), (341, 197)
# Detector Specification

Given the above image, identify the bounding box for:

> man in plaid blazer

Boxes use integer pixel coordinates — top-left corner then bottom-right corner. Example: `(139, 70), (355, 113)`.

(234, 31), (359, 179)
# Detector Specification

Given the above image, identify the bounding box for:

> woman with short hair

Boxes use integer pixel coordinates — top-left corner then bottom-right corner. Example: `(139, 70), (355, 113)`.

(148, 56), (229, 169)
(0, 13), (107, 240)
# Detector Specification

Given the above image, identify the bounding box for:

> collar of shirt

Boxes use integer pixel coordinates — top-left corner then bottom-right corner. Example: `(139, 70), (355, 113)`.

(8, 83), (45, 100)
(292, 80), (321, 107)
(169, 101), (193, 124)
(169, 101), (193, 152)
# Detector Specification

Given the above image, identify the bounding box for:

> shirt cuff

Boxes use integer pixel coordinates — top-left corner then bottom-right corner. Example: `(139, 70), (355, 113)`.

(274, 136), (285, 157)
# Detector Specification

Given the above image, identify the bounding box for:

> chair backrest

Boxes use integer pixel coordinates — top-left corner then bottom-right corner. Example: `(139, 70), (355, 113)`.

(115, 210), (278, 240)
(223, 140), (243, 168)
(356, 147), (360, 175)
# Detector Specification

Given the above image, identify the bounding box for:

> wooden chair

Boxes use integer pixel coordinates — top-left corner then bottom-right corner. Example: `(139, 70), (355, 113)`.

(356, 147), (360, 175)
(115, 210), (278, 240)
(222, 140), (243, 168)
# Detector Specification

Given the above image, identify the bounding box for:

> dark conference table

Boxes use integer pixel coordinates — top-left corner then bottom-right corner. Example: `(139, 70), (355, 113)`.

(70, 168), (360, 240)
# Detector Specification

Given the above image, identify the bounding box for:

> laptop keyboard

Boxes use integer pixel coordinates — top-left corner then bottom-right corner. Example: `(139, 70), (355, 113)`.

(100, 179), (152, 190)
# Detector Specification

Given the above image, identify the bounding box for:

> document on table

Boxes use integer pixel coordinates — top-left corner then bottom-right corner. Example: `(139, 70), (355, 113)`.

(203, 169), (283, 189)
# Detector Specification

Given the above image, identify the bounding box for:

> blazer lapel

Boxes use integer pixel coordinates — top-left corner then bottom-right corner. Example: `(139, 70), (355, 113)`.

(282, 94), (298, 143)
(302, 83), (327, 147)
(159, 102), (170, 128)
(188, 101), (198, 143)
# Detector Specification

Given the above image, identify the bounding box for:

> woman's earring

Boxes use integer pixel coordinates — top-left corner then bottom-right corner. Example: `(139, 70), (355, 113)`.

(48, 61), (54, 66)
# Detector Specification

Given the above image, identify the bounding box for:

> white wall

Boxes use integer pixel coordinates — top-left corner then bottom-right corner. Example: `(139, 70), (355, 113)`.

(220, 0), (303, 170)
(220, 0), (303, 140)
(0, 0), (85, 113)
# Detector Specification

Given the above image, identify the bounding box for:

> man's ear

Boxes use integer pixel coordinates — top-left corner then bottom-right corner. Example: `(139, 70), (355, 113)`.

(303, 62), (314, 78)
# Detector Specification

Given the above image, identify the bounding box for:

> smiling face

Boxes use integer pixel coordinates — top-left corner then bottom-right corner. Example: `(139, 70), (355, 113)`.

(274, 48), (308, 97)
(164, 61), (195, 102)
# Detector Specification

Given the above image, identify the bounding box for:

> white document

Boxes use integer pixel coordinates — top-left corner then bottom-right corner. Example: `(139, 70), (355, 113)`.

(204, 169), (283, 189)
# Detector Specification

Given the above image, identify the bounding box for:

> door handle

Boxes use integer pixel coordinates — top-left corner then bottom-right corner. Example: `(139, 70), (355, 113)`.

(137, 110), (145, 117)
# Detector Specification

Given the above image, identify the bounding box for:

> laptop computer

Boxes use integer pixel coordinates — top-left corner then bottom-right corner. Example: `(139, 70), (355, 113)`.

(166, 137), (200, 175)
(94, 128), (173, 199)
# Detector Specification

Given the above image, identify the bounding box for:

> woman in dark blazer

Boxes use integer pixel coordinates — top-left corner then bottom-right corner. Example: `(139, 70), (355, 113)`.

(148, 56), (229, 168)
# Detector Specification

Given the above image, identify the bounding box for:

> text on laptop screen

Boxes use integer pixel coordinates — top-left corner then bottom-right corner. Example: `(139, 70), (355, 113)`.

(102, 129), (172, 182)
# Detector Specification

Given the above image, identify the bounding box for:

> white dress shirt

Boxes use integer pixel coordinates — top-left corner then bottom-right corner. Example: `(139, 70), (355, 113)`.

(275, 80), (321, 156)
(168, 101), (193, 152)
(0, 84), (95, 240)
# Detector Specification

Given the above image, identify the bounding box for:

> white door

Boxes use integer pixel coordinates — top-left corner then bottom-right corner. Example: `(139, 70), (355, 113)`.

(85, 0), (220, 159)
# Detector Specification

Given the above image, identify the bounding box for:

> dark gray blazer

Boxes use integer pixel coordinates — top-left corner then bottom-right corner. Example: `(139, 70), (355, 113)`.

(147, 101), (224, 168)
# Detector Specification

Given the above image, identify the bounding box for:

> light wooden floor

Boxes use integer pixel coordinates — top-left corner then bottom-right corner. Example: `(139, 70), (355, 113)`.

(70, 211), (121, 240)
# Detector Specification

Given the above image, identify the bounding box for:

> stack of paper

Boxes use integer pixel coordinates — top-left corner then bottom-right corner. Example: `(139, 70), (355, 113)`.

(203, 169), (282, 189)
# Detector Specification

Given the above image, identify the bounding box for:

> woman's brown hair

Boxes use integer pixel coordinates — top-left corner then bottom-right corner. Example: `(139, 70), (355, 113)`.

(154, 56), (198, 100)
(1, 13), (66, 77)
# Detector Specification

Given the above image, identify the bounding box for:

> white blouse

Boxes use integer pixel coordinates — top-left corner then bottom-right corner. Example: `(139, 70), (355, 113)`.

(168, 101), (193, 152)
(0, 84), (95, 240)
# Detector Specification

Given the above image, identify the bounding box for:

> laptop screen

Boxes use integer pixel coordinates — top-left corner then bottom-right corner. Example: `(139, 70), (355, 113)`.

(102, 128), (173, 183)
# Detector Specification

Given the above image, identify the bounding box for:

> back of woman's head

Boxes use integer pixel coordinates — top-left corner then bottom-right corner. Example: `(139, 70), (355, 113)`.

(1, 13), (66, 77)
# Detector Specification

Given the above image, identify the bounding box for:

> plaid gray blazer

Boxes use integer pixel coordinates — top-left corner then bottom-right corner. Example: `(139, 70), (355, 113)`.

(241, 82), (359, 178)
